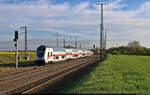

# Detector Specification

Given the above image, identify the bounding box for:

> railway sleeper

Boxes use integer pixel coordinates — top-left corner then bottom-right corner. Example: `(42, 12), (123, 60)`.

(22, 59), (97, 94)
(2, 58), (96, 95)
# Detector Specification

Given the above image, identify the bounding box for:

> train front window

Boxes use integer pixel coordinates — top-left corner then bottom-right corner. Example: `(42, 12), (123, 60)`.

(37, 46), (46, 58)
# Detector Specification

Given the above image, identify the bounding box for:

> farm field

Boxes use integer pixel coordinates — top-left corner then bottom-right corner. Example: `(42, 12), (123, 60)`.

(0, 52), (36, 72)
(60, 55), (150, 94)
(0, 51), (35, 55)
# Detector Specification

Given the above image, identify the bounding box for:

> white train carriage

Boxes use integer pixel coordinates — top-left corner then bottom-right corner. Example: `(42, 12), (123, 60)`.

(78, 50), (83, 57)
(71, 49), (81, 59)
(36, 45), (94, 64)
(36, 45), (67, 63)
(66, 49), (83, 59)
(82, 50), (87, 57)
(81, 50), (93, 57)
(86, 50), (93, 56)
(66, 49), (73, 59)
(46, 48), (67, 62)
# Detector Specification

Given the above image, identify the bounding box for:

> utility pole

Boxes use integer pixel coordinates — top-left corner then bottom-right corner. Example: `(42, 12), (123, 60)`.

(79, 43), (82, 49)
(93, 44), (96, 55)
(105, 29), (107, 49)
(69, 36), (72, 46)
(63, 37), (65, 48)
(14, 31), (19, 69)
(96, 3), (108, 60)
(20, 26), (29, 60)
(25, 26), (28, 58)
(75, 36), (77, 49)
(104, 29), (107, 56)
(16, 38), (18, 68)
(56, 32), (59, 48)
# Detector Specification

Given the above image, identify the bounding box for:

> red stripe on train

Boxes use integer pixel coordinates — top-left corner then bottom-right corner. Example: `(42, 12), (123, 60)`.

(45, 53), (92, 62)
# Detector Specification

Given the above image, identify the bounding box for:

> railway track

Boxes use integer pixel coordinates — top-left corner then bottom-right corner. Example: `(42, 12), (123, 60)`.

(0, 60), (67, 79)
(0, 57), (88, 83)
(0, 57), (81, 82)
(0, 56), (98, 95)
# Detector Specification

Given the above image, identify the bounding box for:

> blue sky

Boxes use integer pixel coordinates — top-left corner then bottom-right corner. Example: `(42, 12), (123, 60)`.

(0, 0), (150, 50)
(120, 0), (147, 10)
(1, 0), (148, 10)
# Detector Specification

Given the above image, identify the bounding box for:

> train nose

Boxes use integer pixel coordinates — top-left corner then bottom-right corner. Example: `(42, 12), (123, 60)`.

(39, 57), (44, 60)
(36, 56), (44, 61)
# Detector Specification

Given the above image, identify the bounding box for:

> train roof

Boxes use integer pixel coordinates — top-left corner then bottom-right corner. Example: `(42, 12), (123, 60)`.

(72, 49), (78, 52)
(38, 45), (55, 48)
(38, 45), (66, 52)
(38, 45), (92, 52)
(53, 48), (66, 52)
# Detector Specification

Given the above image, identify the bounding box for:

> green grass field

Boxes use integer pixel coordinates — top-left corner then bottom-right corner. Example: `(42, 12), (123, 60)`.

(60, 55), (150, 94)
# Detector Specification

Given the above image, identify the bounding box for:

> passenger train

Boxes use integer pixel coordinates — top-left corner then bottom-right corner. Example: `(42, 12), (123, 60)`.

(36, 45), (93, 63)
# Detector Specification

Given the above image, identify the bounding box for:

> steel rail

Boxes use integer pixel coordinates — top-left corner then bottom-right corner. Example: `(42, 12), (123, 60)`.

(22, 58), (97, 94)
(2, 56), (95, 93)
(0, 58), (89, 91)
(2, 57), (95, 94)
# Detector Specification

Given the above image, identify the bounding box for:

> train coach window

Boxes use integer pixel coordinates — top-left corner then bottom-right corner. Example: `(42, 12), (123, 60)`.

(51, 52), (52, 55)
(62, 56), (65, 59)
(73, 55), (78, 57)
(56, 56), (59, 59)
(48, 52), (49, 58)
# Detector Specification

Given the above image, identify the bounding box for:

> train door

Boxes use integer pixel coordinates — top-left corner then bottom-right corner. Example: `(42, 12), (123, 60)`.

(59, 52), (62, 60)
(46, 49), (53, 62)
(47, 52), (50, 62)
(61, 52), (66, 60)
(45, 49), (51, 63)
(50, 52), (53, 61)
(55, 52), (59, 62)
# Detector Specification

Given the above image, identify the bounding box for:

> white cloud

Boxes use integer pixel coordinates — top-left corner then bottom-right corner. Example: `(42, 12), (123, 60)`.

(106, 0), (127, 10)
(74, 2), (90, 13)
(138, 1), (150, 15)
(0, 0), (150, 49)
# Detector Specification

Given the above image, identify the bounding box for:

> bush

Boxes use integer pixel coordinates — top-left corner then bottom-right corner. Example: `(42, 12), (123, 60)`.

(107, 46), (150, 56)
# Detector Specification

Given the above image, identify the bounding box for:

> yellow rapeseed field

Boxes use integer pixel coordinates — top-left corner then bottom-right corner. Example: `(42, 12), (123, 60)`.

(0, 52), (35, 55)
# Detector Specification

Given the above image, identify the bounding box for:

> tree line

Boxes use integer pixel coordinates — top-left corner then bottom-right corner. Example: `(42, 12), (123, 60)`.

(107, 41), (150, 55)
